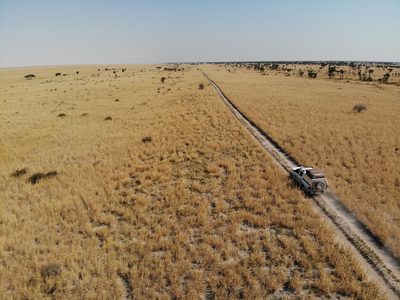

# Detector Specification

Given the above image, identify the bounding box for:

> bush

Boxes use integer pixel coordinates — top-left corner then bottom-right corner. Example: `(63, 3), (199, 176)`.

(352, 104), (367, 113)
(308, 70), (317, 78)
(383, 73), (390, 83)
(328, 65), (337, 79)
(199, 83), (204, 90)
(160, 77), (166, 83)
(142, 136), (152, 143)
(11, 168), (27, 177)
(24, 74), (35, 80)
(29, 171), (58, 185)
(40, 263), (61, 278)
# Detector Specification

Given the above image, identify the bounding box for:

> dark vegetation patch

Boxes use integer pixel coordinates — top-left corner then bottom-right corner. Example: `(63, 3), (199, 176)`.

(29, 171), (58, 185)
(57, 113), (66, 118)
(160, 76), (166, 83)
(40, 263), (61, 278)
(352, 104), (367, 113)
(24, 74), (36, 80)
(81, 113), (88, 116)
(142, 136), (152, 143)
(308, 70), (318, 78)
(104, 116), (112, 121)
(10, 168), (27, 177)
(199, 83), (205, 90)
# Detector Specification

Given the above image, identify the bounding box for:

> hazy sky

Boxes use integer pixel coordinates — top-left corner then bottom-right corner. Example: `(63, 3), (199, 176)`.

(1, 0), (399, 67)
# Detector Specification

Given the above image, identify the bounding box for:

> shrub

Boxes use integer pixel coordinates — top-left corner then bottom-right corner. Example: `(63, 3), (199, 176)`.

(142, 136), (152, 143)
(328, 65), (337, 79)
(199, 83), (204, 90)
(55, 73), (61, 76)
(57, 113), (66, 118)
(308, 70), (317, 78)
(160, 77), (166, 83)
(270, 64), (279, 70)
(29, 171), (58, 185)
(24, 74), (35, 80)
(11, 168), (27, 177)
(40, 263), (61, 278)
(104, 116), (112, 121)
(383, 73), (390, 83)
(352, 104), (367, 113)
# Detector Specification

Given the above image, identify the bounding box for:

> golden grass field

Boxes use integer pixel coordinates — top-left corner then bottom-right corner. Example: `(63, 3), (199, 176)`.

(202, 63), (400, 259)
(0, 65), (384, 298)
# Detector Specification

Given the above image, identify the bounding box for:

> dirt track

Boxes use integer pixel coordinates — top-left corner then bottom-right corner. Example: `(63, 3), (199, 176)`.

(201, 70), (400, 299)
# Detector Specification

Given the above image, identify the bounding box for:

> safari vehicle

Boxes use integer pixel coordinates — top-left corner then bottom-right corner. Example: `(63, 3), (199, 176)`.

(291, 166), (328, 195)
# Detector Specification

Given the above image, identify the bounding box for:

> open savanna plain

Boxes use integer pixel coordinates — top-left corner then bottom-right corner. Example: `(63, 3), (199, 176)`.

(202, 64), (400, 260)
(0, 65), (382, 299)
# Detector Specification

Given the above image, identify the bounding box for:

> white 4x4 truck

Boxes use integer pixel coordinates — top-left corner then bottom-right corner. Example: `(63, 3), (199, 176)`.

(291, 166), (328, 195)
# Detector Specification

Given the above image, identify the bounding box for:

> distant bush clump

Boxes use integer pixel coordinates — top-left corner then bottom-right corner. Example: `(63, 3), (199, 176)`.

(382, 73), (390, 83)
(55, 73), (61, 76)
(24, 74), (35, 80)
(11, 168), (27, 177)
(104, 116), (112, 121)
(29, 171), (58, 185)
(352, 104), (367, 113)
(142, 136), (152, 143)
(160, 77), (166, 83)
(199, 83), (204, 90)
(308, 70), (317, 78)
(328, 65), (337, 79)
(40, 263), (61, 278)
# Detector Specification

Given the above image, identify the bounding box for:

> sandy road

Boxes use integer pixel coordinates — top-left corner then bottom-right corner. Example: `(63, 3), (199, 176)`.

(200, 70), (400, 299)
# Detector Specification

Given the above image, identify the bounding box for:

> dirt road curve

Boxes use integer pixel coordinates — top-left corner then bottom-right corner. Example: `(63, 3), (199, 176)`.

(200, 70), (400, 299)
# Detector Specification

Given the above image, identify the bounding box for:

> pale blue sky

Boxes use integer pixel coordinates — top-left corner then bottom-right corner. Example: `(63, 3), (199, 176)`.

(0, 0), (399, 67)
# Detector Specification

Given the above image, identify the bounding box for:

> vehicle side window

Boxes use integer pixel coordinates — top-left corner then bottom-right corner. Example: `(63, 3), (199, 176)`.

(299, 170), (304, 177)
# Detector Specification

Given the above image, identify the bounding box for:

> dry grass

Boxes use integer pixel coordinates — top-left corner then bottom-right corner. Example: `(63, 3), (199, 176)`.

(0, 65), (382, 298)
(202, 63), (400, 259)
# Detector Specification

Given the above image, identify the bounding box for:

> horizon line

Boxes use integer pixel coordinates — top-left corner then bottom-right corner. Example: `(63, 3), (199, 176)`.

(1, 59), (400, 69)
